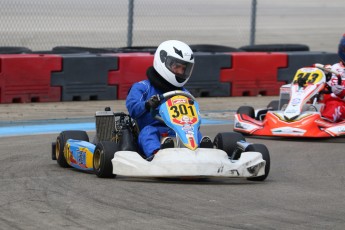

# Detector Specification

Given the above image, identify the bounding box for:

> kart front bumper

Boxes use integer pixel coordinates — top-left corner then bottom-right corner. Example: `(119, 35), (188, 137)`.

(111, 148), (266, 178)
(234, 112), (345, 138)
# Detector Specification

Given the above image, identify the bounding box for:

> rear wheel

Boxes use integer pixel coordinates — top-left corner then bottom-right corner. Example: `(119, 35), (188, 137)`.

(237, 106), (255, 119)
(246, 144), (270, 181)
(93, 141), (120, 178)
(55, 130), (89, 168)
(213, 132), (246, 157)
(51, 142), (57, 160)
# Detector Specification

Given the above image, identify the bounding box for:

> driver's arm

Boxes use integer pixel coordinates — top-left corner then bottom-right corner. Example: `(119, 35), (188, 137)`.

(126, 81), (150, 119)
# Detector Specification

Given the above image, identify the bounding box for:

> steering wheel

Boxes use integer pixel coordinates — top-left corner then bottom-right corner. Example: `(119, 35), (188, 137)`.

(159, 90), (196, 101)
(314, 63), (342, 94)
(314, 63), (342, 84)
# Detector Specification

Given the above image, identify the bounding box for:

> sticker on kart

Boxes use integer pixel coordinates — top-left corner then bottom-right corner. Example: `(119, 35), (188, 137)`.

(164, 95), (200, 150)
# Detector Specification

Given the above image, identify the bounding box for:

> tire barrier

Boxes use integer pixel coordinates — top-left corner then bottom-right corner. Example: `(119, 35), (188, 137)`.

(189, 44), (242, 53)
(0, 47), (32, 54)
(116, 46), (157, 54)
(51, 46), (117, 54)
(0, 54), (62, 103)
(220, 52), (288, 96)
(239, 44), (310, 52)
(0, 50), (340, 103)
(51, 54), (118, 101)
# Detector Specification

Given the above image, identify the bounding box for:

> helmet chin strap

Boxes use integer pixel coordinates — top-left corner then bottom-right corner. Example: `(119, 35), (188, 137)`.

(147, 66), (182, 93)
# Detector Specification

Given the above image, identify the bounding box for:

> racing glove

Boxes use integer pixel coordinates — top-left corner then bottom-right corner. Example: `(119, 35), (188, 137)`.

(331, 84), (344, 95)
(145, 94), (161, 110)
(323, 65), (333, 81)
(323, 64), (332, 73)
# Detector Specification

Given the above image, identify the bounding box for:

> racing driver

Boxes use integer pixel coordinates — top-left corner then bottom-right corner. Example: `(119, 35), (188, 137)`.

(321, 34), (345, 122)
(126, 40), (213, 160)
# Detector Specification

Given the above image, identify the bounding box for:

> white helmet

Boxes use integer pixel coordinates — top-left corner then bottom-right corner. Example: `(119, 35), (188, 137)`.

(153, 40), (194, 87)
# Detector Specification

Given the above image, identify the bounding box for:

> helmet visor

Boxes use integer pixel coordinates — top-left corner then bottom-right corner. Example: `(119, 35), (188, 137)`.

(165, 56), (194, 81)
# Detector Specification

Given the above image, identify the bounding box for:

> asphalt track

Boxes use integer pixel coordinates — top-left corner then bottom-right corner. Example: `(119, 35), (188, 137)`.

(0, 97), (344, 230)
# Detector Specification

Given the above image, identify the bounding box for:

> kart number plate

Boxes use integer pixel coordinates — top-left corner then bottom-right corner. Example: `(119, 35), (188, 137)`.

(166, 95), (199, 126)
(292, 68), (324, 86)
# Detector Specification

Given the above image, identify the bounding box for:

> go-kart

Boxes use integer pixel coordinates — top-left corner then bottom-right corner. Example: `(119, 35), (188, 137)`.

(52, 90), (270, 181)
(234, 64), (345, 138)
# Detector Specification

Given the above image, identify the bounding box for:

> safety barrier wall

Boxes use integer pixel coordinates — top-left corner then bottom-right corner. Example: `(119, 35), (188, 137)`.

(0, 54), (62, 103)
(107, 53), (154, 100)
(0, 51), (339, 103)
(186, 53), (231, 97)
(107, 53), (232, 99)
(51, 54), (118, 101)
(220, 52), (288, 96)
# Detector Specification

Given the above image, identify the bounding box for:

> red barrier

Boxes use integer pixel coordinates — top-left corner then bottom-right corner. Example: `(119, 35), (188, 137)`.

(220, 52), (288, 96)
(0, 54), (62, 103)
(108, 53), (153, 99)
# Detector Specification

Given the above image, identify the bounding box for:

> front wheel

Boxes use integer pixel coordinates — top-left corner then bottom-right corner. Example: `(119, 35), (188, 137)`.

(213, 132), (246, 157)
(93, 141), (120, 178)
(246, 144), (270, 181)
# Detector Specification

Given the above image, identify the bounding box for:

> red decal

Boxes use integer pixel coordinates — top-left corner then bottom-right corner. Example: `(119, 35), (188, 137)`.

(79, 164), (87, 168)
(172, 116), (197, 125)
(70, 155), (77, 164)
(190, 117), (197, 124)
(172, 98), (187, 104)
(189, 137), (195, 148)
(172, 118), (183, 124)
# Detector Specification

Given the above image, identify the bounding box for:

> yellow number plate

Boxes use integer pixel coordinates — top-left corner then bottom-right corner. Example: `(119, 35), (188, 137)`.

(166, 95), (198, 126)
(292, 68), (324, 86)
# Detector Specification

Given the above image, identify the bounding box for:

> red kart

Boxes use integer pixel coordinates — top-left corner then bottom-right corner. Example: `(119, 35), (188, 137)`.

(233, 64), (345, 138)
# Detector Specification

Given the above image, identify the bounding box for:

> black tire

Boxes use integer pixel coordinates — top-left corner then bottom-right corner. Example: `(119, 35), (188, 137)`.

(0, 46), (32, 54)
(214, 132), (246, 157)
(237, 106), (255, 119)
(189, 44), (241, 53)
(93, 141), (120, 178)
(117, 46), (157, 54)
(239, 44), (309, 52)
(246, 144), (270, 181)
(51, 46), (116, 54)
(55, 130), (89, 168)
(51, 142), (57, 160)
(267, 100), (279, 110)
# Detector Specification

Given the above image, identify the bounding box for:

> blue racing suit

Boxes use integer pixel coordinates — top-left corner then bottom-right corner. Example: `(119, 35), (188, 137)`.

(126, 79), (201, 158)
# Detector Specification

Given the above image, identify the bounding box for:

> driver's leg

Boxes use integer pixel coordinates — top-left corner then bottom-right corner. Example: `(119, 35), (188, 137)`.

(138, 125), (161, 158)
(321, 100), (345, 122)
